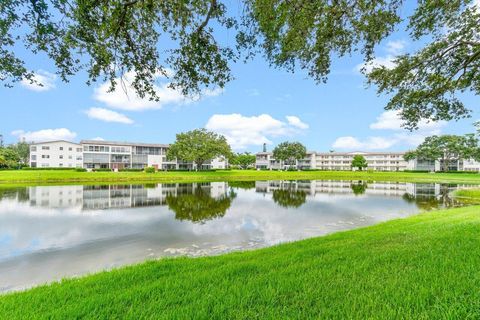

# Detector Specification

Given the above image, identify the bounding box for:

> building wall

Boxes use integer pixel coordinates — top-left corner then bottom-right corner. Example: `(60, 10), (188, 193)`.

(463, 159), (480, 172)
(30, 141), (83, 168)
(30, 140), (229, 170)
(256, 151), (411, 171)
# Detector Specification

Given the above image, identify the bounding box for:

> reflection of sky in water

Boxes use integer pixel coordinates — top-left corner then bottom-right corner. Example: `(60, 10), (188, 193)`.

(0, 181), (472, 292)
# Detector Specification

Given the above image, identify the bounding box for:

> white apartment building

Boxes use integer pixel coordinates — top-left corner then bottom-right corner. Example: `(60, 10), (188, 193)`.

(256, 151), (413, 171)
(29, 140), (228, 170)
(255, 150), (480, 172)
(314, 151), (411, 171)
(29, 140), (84, 168)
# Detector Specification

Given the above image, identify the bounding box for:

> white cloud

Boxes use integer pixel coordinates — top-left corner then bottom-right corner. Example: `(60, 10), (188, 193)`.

(355, 40), (407, 73)
(93, 71), (222, 111)
(286, 116), (309, 129)
(11, 128), (77, 142)
(332, 109), (447, 151)
(332, 136), (396, 151)
(356, 56), (397, 74)
(85, 107), (134, 124)
(205, 114), (308, 150)
(20, 71), (56, 92)
(369, 110), (446, 131)
(386, 40), (407, 55)
(91, 137), (105, 141)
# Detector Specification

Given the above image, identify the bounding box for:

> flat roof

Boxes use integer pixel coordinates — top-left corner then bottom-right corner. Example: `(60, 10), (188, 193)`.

(315, 151), (406, 155)
(80, 140), (170, 148)
(256, 151), (406, 156)
(30, 140), (81, 146)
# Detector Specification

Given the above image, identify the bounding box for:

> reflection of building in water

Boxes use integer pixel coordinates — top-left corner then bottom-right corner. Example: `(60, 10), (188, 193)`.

(83, 182), (228, 210)
(255, 180), (468, 200)
(27, 182), (228, 210)
(29, 186), (84, 208)
(256, 180), (411, 197)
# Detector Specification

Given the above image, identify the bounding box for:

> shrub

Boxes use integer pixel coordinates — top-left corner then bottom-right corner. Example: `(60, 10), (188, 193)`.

(144, 167), (156, 173)
(92, 168), (112, 172)
(75, 168), (87, 172)
(119, 168), (144, 172)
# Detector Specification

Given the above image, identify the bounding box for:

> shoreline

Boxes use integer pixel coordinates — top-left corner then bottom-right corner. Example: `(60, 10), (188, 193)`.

(1, 170), (480, 187)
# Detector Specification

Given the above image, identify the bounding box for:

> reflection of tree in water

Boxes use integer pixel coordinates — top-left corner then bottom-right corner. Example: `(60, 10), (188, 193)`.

(351, 181), (367, 196)
(402, 193), (441, 211)
(0, 187), (29, 202)
(228, 181), (256, 190)
(272, 186), (307, 208)
(402, 184), (462, 210)
(166, 186), (236, 223)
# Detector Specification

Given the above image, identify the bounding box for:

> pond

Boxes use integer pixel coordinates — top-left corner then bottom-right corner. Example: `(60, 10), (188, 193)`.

(0, 180), (476, 292)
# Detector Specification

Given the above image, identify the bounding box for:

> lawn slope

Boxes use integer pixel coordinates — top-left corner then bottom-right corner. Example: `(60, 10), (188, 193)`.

(1, 206), (479, 319)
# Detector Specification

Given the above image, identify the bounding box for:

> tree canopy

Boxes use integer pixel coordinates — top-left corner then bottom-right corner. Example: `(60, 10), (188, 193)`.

(230, 152), (256, 169)
(0, 147), (21, 169)
(8, 141), (30, 165)
(167, 129), (231, 169)
(2, 1), (479, 128)
(272, 141), (306, 165)
(404, 134), (480, 172)
(351, 155), (368, 171)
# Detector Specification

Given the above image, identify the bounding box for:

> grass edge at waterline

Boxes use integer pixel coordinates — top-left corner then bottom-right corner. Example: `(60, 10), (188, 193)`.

(1, 205), (479, 319)
(2, 169), (480, 187)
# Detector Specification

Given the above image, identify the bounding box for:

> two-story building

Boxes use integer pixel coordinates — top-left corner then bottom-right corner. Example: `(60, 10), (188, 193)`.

(29, 140), (227, 170)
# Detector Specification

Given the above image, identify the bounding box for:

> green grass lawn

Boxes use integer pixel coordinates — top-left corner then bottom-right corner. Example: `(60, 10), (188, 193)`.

(453, 188), (480, 199)
(1, 169), (480, 186)
(1, 206), (479, 319)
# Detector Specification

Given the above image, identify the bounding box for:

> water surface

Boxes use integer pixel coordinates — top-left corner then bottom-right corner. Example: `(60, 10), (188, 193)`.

(0, 180), (474, 292)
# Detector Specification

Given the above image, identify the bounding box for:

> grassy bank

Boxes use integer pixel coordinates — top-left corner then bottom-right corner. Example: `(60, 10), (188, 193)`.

(1, 169), (480, 186)
(1, 206), (479, 319)
(454, 188), (480, 198)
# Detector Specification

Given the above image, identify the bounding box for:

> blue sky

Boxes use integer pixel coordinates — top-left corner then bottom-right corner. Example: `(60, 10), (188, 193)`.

(1, 12), (478, 152)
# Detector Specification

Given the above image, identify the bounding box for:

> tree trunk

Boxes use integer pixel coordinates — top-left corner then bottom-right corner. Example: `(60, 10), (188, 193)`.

(195, 160), (204, 171)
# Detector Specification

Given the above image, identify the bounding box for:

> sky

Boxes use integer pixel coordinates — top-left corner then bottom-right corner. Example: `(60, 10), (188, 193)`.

(1, 5), (479, 153)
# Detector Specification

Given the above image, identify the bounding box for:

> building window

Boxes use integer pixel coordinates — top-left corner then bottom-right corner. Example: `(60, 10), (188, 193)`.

(77, 148), (83, 152)
(41, 155), (50, 159)
(31, 155), (37, 160)
(60, 147), (63, 151)
(59, 163), (63, 167)
(69, 147), (72, 151)
(59, 155), (63, 159)
(31, 146), (37, 152)
(42, 146), (50, 150)
(68, 155), (72, 159)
